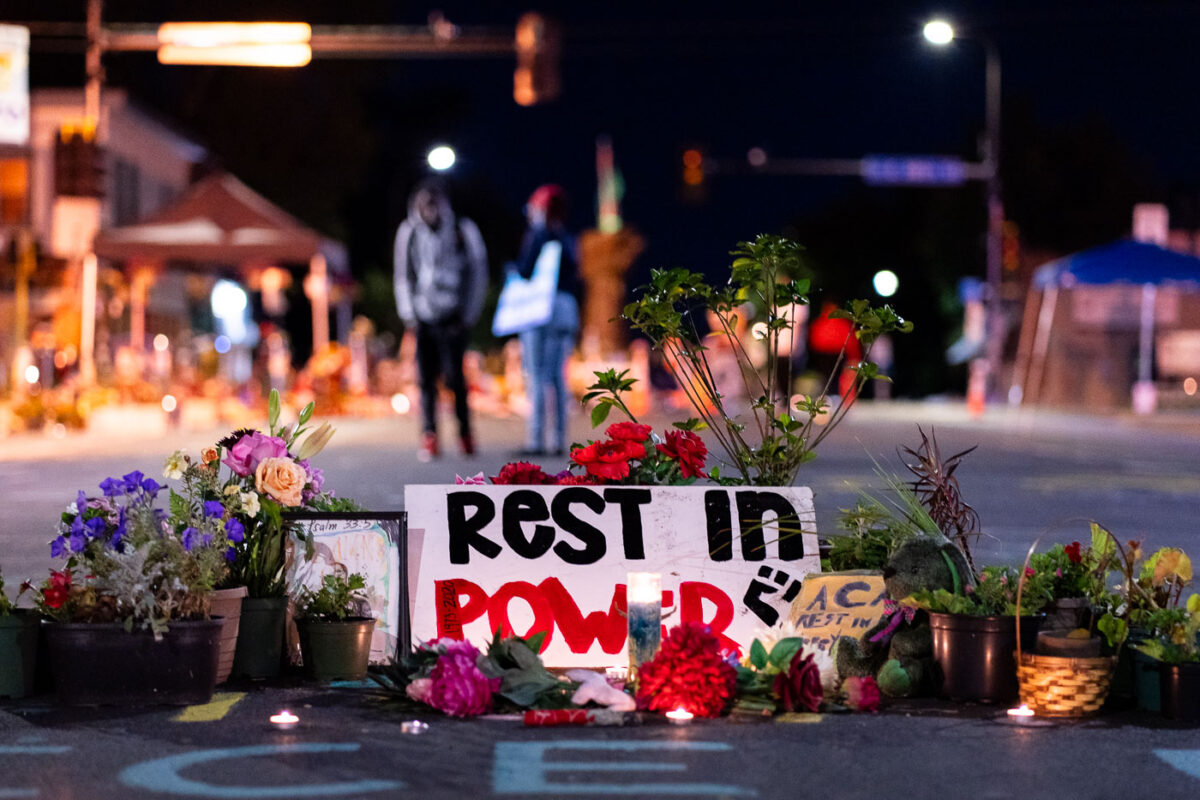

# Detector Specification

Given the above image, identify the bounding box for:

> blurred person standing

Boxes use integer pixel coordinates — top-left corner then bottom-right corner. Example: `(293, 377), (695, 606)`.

(394, 179), (488, 460)
(516, 184), (580, 456)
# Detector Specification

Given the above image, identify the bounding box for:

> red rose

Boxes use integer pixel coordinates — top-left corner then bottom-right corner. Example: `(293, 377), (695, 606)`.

(491, 462), (554, 485)
(606, 422), (652, 443)
(557, 474), (598, 485)
(571, 441), (639, 481)
(656, 430), (708, 479)
(1064, 542), (1082, 564)
(773, 650), (823, 712)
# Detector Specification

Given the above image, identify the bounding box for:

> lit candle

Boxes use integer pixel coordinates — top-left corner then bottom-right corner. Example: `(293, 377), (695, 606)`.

(605, 666), (629, 683)
(1006, 704), (1034, 718)
(666, 707), (694, 725)
(626, 572), (662, 676)
(269, 710), (299, 729)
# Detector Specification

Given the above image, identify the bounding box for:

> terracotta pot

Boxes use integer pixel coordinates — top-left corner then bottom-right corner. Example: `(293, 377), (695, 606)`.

(209, 586), (248, 684)
(45, 619), (221, 707)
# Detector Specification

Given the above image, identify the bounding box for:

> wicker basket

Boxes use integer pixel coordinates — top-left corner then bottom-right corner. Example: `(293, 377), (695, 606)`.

(1014, 540), (1119, 717)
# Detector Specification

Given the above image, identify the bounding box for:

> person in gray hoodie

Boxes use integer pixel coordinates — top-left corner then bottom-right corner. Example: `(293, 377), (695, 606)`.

(394, 179), (488, 460)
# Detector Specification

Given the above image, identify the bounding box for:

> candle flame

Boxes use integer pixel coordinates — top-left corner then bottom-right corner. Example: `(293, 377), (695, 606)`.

(270, 710), (300, 725)
(1006, 704), (1035, 718)
(666, 707), (694, 721)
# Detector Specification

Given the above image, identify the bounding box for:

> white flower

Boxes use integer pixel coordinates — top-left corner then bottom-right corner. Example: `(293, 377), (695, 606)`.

(223, 484), (240, 496)
(163, 450), (187, 480)
(240, 491), (260, 518)
(66, 501), (78, 515)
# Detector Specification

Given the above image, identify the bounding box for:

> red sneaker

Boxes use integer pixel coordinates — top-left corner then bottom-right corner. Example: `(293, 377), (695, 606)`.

(460, 435), (476, 456)
(418, 432), (439, 462)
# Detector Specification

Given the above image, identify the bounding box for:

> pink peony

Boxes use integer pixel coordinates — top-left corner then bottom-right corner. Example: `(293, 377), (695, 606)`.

(427, 642), (500, 718)
(223, 432), (289, 477)
(406, 678), (433, 704)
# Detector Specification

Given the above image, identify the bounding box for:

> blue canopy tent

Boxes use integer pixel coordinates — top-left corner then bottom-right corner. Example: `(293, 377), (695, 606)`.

(1033, 240), (1200, 290)
(1015, 240), (1200, 410)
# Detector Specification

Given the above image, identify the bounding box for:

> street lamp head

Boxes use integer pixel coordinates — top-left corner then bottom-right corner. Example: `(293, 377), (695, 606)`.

(426, 145), (456, 171)
(923, 19), (955, 46)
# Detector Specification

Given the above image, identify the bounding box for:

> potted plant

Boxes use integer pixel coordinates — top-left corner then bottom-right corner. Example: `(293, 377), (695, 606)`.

(170, 389), (342, 680)
(1134, 595), (1200, 722)
(0, 568), (38, 699)
(28, 472), (230, 706)
(294, 572), (375, 682)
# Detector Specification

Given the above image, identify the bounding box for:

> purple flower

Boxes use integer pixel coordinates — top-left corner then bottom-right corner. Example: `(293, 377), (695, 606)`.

(224, 518), (245, 543)
(140, 477), (161, 495)
(203, 501), (226, 519)
(122, 471), (146, 494)
(427, 642), (499, 718)
(181, 526), (202, 551)
(69, 530), (87, 553)
(75, 490), (88, 511)
(50, 537), (68, 558)
(84, 516), (106, 538)
(223, 432), (289, 478)
(298, 459), (324, 494)
(99, 477), (123, 497)
(224, 546), (237, 562)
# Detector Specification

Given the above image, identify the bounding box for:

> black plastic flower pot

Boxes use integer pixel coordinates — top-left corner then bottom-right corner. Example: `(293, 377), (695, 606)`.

(297, 617), (375, 682)
(45, 619), (221, 707)
(0, 611), (40, 700)
(1134, 649), (1162, 713)
(231, 597), (288, 680)
(929, 612), (1042, 704)
(1159, 661), (1200, 722)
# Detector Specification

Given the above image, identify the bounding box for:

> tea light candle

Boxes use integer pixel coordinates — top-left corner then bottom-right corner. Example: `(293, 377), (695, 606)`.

(269, 710), (300, 729)
(666, 707), (694, 725)
(626, 572), (662, 675)
(1006, 704), (1034, 719)
(605, 666), (629, 683)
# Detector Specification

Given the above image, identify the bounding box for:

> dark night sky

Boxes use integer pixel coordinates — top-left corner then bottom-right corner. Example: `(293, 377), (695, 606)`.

(11, 1), (1200, 391)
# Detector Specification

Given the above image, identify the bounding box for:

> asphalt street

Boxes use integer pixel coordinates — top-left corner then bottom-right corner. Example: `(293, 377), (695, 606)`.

(2, 399), (1200, 798)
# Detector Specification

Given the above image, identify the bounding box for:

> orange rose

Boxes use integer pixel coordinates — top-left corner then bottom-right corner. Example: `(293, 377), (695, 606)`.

(255, 457), (306, 506)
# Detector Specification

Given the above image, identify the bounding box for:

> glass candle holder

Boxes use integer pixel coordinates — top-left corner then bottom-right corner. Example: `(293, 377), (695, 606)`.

(627, 571), (662, 677)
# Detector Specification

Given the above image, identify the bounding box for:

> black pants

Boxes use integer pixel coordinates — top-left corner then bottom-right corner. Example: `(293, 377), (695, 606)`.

(415, 319), (471, 438)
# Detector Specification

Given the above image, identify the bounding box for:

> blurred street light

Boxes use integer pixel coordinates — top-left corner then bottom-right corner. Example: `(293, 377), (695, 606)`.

(156, 22), (312, 67)
(922, 20), (955, 45)
(872, 269), (899, 298)
(925, 17), (1005, 406)
(427, 145), (456, 171)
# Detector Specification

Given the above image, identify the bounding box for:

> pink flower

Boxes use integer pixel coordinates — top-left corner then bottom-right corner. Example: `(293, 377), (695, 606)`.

(406, 678), (433, 704)
(843, 676), (881, 712)
(223, 432), (289, 477)
(455, 472), (488, 485)
(427, 642), (500, 718)
(1055, 568), (1063, 578)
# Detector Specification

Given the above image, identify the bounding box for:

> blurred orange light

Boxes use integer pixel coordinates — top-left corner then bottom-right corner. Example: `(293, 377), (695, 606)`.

(157, 22), (312, 67)
(159, 43), (311, 67)
(683, 167), (704, 186)
(513, 68), (536, 106)
(682, 149), (703, 169)
(1185, 377), (1198, 396)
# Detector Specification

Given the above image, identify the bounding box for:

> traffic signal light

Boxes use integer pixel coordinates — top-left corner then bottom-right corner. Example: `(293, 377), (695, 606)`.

(513, 13), (560, 106)
(1002, 221), (1019, 272)
(681, 148), (707, 202)
(55, 122), (104, 198)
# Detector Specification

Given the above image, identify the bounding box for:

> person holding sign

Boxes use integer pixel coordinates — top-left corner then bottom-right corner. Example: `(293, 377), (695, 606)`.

(513, 184), (581, 456)
(394, 179), (489, 461)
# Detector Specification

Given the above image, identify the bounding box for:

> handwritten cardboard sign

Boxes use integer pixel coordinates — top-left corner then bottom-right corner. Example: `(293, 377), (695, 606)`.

(789, 572), (887, 680)
(287, 513), (405, 663)
(406, 485), (820, 667)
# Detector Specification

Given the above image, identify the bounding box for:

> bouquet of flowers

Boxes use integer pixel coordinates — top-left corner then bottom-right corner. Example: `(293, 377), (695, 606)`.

(372, 631), (579, 718)
(26, 471), (229, 636)
(163, 389), (350, 598)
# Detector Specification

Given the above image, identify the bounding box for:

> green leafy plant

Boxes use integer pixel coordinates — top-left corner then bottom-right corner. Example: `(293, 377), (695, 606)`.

(734, 633), (810, 714)
(295, 572), (369, 622)
(905, 565), (1053, 617)
(620, 234), (912, 485)
(1134, 595), (1200, 664)
(0, 570), (14, 617)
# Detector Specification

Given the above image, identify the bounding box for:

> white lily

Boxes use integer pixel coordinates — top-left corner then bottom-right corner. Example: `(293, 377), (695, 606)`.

(295, 421), (335, 461)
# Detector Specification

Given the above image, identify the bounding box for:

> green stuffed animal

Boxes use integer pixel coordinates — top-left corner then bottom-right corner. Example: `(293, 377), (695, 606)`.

(834, 535), (972, 697)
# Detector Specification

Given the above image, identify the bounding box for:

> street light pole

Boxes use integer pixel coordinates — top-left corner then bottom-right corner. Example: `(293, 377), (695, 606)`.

(924, 19), (1005, 410)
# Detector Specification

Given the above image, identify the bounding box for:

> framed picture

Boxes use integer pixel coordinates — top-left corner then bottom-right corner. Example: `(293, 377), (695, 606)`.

(284, 511), (408, 664)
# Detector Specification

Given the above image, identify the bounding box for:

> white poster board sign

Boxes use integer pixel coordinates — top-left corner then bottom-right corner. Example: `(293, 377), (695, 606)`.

(287, 514), (404, 664)
(406, 485), (819, 667)
(0, 26), (29, 147)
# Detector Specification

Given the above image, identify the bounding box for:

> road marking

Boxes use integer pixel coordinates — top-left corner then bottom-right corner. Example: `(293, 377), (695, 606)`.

(174, 692), (246, 723)
(119, 742), (404, 798)
(1156, 749), (1200, 780)
(493, 740), (754, 796)
(0, 745), (73, 799)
